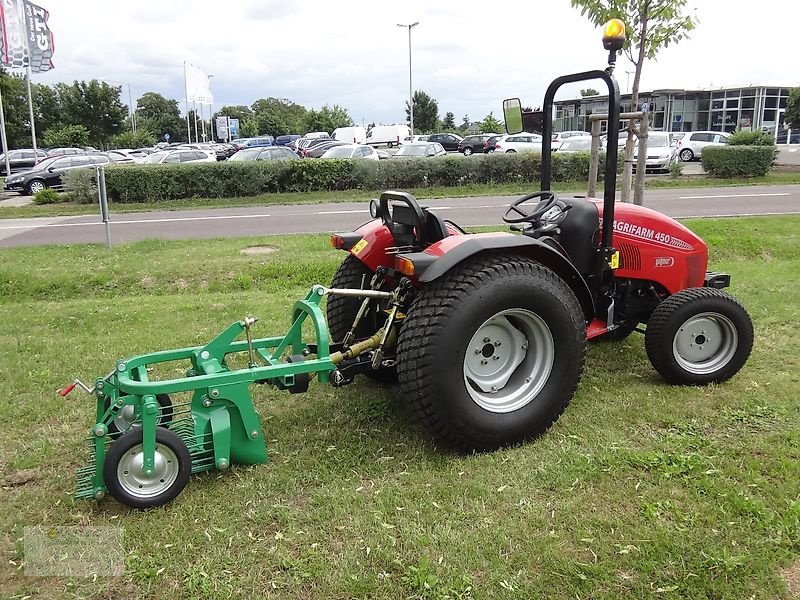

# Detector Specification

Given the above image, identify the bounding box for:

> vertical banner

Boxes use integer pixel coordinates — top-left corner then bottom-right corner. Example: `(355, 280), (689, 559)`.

(0, 0), (29, 69)
(21, 0), (53, 72)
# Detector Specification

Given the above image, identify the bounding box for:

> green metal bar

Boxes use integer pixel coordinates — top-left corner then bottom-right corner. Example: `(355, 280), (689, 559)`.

(140, 395), (159, 474)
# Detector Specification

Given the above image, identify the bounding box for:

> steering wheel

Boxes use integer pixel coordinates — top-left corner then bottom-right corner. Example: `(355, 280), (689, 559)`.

(502, 191), (558, 224)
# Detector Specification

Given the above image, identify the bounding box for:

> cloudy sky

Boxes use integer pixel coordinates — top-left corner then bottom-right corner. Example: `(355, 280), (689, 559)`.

(33, 0), (800, 127)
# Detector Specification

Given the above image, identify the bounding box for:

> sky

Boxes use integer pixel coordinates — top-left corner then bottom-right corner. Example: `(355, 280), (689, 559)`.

(30, 0), (800, 127)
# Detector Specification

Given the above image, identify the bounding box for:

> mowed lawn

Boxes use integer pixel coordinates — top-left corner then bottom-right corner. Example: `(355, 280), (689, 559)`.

(0, 216), (798, 599)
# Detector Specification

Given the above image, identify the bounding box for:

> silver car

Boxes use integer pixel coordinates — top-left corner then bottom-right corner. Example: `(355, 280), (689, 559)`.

(676, 131), (730, 162)
(633, 132), (677, 172)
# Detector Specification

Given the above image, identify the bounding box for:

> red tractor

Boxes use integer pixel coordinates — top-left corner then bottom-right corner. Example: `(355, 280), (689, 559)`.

(327, 19), (753, 452)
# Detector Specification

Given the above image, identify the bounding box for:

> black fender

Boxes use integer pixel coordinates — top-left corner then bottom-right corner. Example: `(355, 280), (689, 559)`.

(402, 235), (595, 322)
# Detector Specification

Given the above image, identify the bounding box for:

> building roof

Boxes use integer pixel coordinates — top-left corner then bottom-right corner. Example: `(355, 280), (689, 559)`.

(555, 85), (794, 105)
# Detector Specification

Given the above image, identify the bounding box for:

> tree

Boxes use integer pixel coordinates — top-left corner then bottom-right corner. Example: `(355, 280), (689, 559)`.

(580, 88), (600, 97)
(251, 97), (307, 136)
(571, 0), (696, 204)
(303, 104), (353, 134)
(136, 92), (185, 143)
(442, 111), (456, 129)
(479, 112), (503, 134)
(111, 129), (157, 148)
(239, 117), (259, 138)
(785, 88), (800, 130)
(405, 90), (438, 132)
(459, 114), (470, 134)
(216, 105), (254, 123)
(32, 84), (62, 135)
(43, 124), (90, 148)
(57, 80), (128, 146)
(0, 71), (30, 149)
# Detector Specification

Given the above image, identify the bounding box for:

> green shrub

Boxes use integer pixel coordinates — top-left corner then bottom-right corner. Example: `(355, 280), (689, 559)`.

(701, 146), (776, 178)
(728, 129), (775, 146)
(32, 188), (63, 204)
(42, 124), (90, 148)
(103, 153), (601, 203)
(669, 160), (683, 179)
(63, 168), (98, 204)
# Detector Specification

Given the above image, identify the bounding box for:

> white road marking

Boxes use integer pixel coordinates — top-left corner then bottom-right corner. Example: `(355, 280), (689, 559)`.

(317, 209), (369, 215)
(678, 192), (791, 200)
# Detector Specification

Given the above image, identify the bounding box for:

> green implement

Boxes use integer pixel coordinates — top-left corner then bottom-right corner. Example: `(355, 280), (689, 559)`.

(64, 284), (402, 509)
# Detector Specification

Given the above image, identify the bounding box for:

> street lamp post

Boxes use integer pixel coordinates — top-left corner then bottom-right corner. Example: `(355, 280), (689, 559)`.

(397, 21), (419, 136)
(101, 78), (136, 133)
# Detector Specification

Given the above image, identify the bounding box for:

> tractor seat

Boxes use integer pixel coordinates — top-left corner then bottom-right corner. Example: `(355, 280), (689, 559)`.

(423, 210), (450, 245)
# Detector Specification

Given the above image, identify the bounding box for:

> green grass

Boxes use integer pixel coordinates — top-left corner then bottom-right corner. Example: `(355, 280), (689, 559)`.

(2, 171), (800, 219)
(0, 216), (798, 599)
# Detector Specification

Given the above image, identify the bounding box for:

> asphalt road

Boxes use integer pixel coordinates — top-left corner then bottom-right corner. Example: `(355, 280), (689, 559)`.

(0, 184), (798, 247)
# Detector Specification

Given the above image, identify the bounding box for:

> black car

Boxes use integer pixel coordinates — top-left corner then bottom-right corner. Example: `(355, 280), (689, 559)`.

(304, 141), (346, 158)
(3, 154), (110, 195)
(457, 134), (496, 156)
(0, 148), (48, 175)
(275, 134), (301, 146)
(427, 133), (464, 152)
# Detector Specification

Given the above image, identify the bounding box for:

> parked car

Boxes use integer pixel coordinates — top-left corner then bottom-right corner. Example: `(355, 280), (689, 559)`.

(483, 134), (505, 153)
(3, 154), (110, 195)
(332, 126), (367, 144)
(47, 147), (86, 157)
(140, 149), (216, 164)
(554, 137), (593, 152)
(304, 131), (330, 140)
(458, 134), (496, 156)
(128, 148), (156, 159)
(275, 134), (301, 146)
(552, 131), (589, 146)
(231, 136), (275, 149)
(494, 133), (542, 153)
(427, 133), (464, 152)
(633, 132), (678, 172)
(392, 142), (447, 158)
(676, 131), (730, 161)
(304, 141), (347, 158)
(0, 148), (48, 175)
(229, 147), (298, 161)
(365, 125), (411, 148)
(105, 149), (137, 163)
(320, 144), (380, 160)
(403, 135), (429, 144)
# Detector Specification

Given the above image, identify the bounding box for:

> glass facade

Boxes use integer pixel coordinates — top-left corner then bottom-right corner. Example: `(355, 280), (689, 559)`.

(554, 86), (796, 142)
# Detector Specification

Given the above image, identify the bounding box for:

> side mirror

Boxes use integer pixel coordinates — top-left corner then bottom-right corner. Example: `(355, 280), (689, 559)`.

(503, 98), (524, 135)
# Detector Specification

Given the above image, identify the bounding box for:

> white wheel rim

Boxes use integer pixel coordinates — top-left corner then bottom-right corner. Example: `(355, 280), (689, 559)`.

(117, 442), (179, 499)
(463, 309), (554, 413)
(30, 181), (44, 193)
(672, 312), (738, 375)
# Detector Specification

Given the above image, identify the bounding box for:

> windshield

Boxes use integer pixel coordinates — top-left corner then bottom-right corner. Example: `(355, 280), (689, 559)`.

(648, 134), (670, 147)
(560, 138), (592, 151)
(323, 146), (355, 158)
(229, 148), (263, 161)
(395, 145), (427, 157)
(142, 152), (169, 164)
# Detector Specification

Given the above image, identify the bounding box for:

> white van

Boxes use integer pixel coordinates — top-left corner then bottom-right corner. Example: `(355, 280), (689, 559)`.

(332, 126), (367, 144)
(365, 125), (411, 148)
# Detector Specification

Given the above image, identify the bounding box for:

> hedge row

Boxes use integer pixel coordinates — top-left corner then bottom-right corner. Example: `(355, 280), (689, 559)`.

(701, 146), (776, 178)
(103, 153), (606, 203)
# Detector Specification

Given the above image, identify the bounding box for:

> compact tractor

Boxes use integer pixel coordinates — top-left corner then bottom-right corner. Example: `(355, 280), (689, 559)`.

(62, 20), (753, 508)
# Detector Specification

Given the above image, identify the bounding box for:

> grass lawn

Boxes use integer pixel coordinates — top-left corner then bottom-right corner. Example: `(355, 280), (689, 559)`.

(1, 171), (800, 219)
(0, 216), (798, 599)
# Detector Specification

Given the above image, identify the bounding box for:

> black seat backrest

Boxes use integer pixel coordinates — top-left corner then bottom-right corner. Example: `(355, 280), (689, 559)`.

(558, 198), (599, 275)
(424, 211), (450, 245)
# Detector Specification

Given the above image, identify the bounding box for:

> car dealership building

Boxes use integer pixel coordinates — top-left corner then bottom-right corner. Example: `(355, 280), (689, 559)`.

(554, 86), (797, 142)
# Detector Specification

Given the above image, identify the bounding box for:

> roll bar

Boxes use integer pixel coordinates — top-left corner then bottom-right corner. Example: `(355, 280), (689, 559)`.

(541, 69), (620, 252)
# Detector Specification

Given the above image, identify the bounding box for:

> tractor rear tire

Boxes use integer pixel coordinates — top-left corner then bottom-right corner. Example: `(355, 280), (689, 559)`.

(645, 288), (753, 385)
(397, 255), (586, 452)
(104, 427), (191, 509)
(326, 255), (397, 382)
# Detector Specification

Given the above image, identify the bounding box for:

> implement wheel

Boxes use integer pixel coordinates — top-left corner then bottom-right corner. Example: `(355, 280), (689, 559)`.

(105, 393), (173, 437)
(397, 255), (586, 452)
(104, 427), (191, 509)
(326, 255), (397, 382)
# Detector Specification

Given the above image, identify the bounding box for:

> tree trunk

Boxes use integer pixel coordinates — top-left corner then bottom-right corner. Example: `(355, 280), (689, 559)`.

(620, 9), (649, 203)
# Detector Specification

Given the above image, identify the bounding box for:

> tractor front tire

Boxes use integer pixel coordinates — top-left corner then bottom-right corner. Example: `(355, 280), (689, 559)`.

(103, 427), (191, 509)
(326, 255), (397, 382)
(645, 288), (753, 385)
(397, 256), (586, 452)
